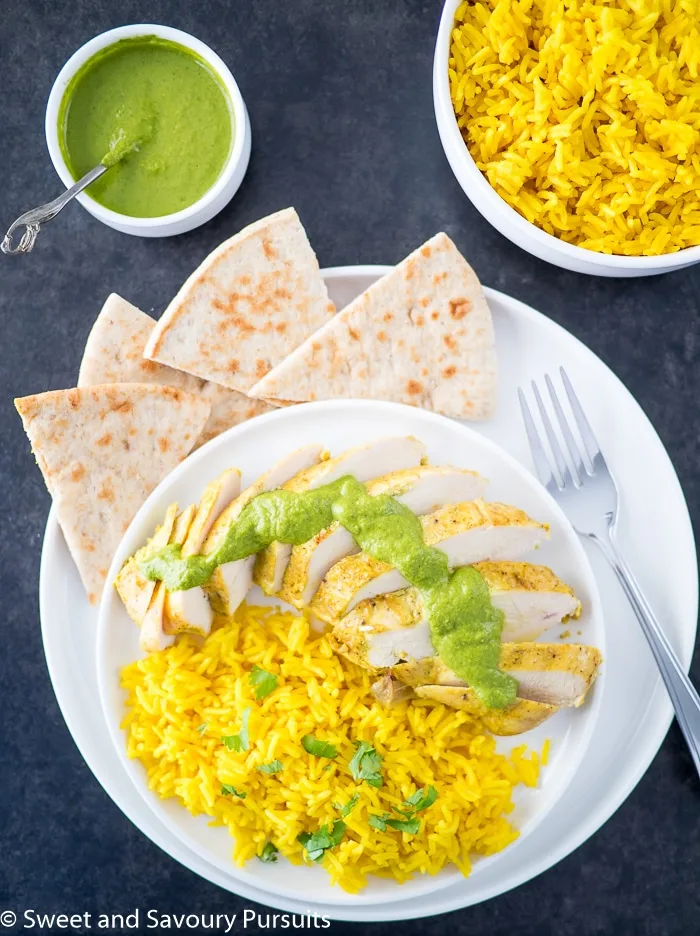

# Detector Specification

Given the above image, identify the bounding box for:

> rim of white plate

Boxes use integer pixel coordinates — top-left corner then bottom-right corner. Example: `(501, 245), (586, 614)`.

(39, 272), (698, 920)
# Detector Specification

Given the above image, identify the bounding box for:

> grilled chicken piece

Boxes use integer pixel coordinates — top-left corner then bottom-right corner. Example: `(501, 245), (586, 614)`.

(115, 502), (178, 626)
(331, 561), (580, 668)
(311, 501), (549, 625)
(371, 673), (416, 707)
(141, 504), (196, 652)
(383, 643), (601, 735)
(394, 643), (601, 705)
(278, 465), (488, 609)
(412, 687), (559, 736)
(164, 469), (241, 636)
(202, 444), (323, 616)
(253, 436), (427, 595)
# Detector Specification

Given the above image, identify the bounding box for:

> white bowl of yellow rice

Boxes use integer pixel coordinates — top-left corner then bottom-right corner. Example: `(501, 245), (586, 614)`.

(434, 0), (700, 277)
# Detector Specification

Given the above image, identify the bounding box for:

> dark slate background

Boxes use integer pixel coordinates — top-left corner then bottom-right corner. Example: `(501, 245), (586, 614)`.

(2, 1), (699, 933)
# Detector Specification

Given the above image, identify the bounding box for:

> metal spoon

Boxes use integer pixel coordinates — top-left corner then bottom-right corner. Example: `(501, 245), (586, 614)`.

(1, 163), (108, 255)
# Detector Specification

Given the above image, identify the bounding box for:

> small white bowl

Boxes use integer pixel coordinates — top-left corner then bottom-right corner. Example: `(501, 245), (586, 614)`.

(433, 0), (700, 277)
(45, 24), (251, 238)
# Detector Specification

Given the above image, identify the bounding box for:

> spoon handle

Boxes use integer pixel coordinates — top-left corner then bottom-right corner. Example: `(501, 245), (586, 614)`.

(1, 164), (108, 255)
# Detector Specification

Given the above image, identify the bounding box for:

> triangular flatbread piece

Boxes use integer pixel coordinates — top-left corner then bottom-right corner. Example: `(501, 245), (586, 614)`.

(15, 384), (211, 604)
(249, 233), (498, 420)
(79, 293), (271, 448)
(143, 208), (336, 393)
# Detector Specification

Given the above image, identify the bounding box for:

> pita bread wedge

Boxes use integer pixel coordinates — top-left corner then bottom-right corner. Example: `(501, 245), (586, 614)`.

(143, 208), (336, 392)
(79, 293), (272, 448)
(249, 233), (498, 420)
(14, 384), (210, 605)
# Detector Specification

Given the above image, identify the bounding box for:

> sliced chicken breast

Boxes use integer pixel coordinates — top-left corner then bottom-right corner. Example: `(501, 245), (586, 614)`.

(141, 504), (196, 650)
(394, 643), (601, 707)
(412, 686), (559, 736)
(203, 444), (324, 616)
(311, 501), (549, 625)
(139, 585), (173, 654)
(253, 436), (427, 595)
(164, 469), (242, 636)
(278, 465), (488, 609)
(331, 560), (580, 668)
(116, 502), (178, 627)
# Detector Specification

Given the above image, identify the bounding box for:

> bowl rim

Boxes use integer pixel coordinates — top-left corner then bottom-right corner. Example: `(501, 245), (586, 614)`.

(433, 0), (700, 271)
(45, 23), (248, 228)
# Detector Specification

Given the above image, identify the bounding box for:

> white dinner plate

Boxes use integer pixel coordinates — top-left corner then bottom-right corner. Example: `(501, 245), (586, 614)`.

(40, 268), (698, 921)
(96, 400), (604, 907)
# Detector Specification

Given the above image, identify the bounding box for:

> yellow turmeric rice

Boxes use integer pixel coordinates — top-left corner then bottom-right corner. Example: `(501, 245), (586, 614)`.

(121, 604), (542, 892)
(449, 0), (700, 255)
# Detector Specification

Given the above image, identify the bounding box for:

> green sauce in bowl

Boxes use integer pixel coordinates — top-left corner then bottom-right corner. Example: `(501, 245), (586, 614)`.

(58, 36), (233, 218)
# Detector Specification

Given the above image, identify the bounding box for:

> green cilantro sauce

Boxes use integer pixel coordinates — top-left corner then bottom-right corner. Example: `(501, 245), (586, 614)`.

(140, 476), (517, 709)
(58, 36), (233, 217)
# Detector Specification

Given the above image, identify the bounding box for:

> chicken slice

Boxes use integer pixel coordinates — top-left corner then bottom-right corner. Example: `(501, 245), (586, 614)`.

(164, 469), (242, 636)
(394, 643), (602, 707)
(139, 585), (172, 654)
(311, 501), (549, 625)
(412, 686), (559, 736)
(253, 436), (427, 595)
(278, 465), (488, 609)
(331, 560), (580, 668)
(141, 504), (196, 651)
(202, 444), (324, 616)
(115, 502), (178, 626)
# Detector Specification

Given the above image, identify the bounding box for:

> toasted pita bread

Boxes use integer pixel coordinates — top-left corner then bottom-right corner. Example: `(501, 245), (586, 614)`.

(249, 233), (498, 420)
(15, 384), (210, 605)
(79, 293), (271, 447)
(143, 208), (336, 392)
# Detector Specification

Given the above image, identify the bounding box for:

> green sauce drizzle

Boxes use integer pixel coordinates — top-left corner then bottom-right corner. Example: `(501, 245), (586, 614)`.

(139, 476), (517, 709)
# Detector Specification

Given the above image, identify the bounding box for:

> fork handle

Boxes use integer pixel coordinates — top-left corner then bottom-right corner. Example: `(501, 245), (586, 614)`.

(593, 531), (700, 777)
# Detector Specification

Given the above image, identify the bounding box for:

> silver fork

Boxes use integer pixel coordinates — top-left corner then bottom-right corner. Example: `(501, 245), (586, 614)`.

(519, 367), (700, 777)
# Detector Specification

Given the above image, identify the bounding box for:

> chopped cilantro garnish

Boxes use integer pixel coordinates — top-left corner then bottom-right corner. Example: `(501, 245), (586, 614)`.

(222, 707), (251, 752)
(333, 793), (360, 818)
(369, 814), (420, 834)
(301, 734), (338, 759)
(258, 842), (279, 863)
(249, 665), (278, 700)
(396, 785), (438, 816)
(297, 820), (346, 862)
(257, 759), (283, 775)
(369, 786), (437, 835)
(221, 783), (246, 799)
(348, 740), (383, 787)
(196, 722), (208, 735)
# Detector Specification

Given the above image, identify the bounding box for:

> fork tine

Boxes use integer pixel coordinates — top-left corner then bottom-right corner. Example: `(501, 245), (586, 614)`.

(545, 373), (587, 480)
(518, 388), (558, 489)
(531, 380), (575, 488)
(560, 367), (605, 468)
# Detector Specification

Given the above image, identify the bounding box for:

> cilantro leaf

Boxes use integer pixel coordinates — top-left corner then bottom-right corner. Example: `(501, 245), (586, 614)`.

(369, 813), (420, 835)
(348, 741), (383, 787)
(222, 707), (251, 752)
(386, 816), (420, 834)
(257, 759), (283, 775)
(302, 734), (338, 759)
(249, 665), (278, 700)
(258, 842), (279, 863)
(334, 793), (360, 818)
(398, 785), (438, 815)
(196, 722), (208, 735)
(297, 821), (346, 862)
(221, 783), (246, 799)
